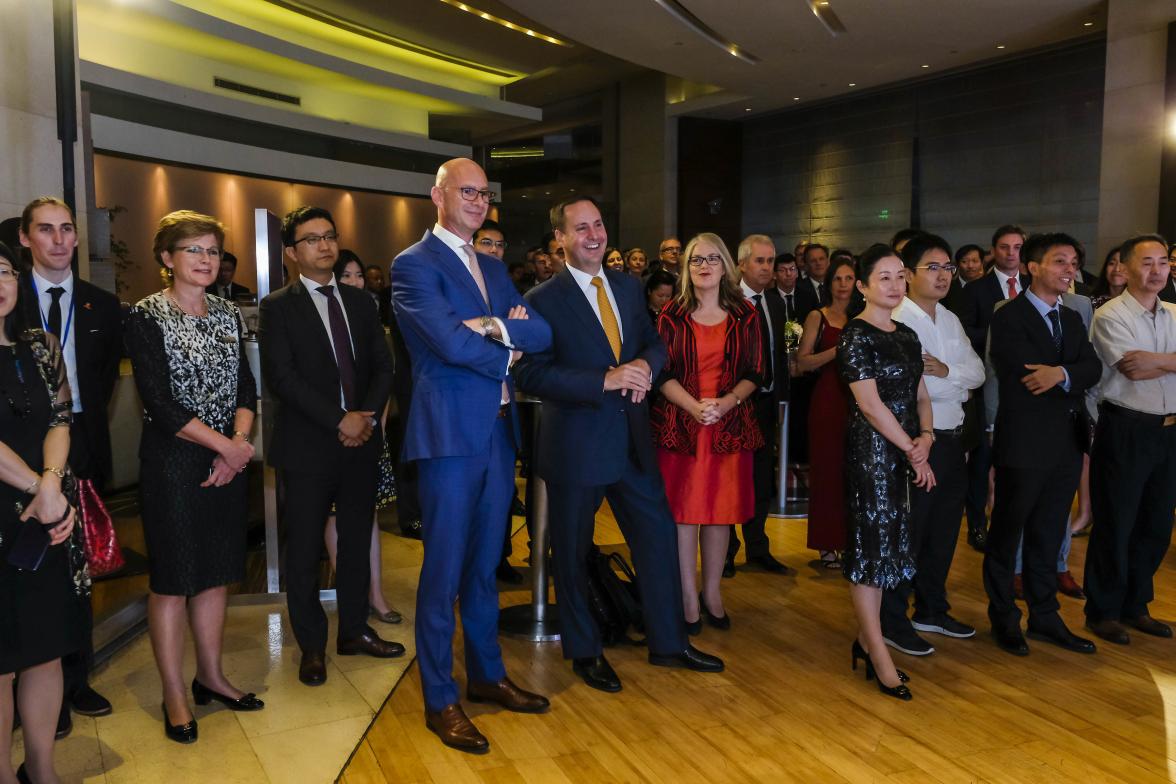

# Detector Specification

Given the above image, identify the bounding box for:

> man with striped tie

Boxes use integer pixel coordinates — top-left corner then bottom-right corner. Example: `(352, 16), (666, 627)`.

(514, 197), (724, 695)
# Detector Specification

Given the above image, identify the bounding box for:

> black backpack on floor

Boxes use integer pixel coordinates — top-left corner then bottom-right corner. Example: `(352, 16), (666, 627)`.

(585, 545), (645, 647)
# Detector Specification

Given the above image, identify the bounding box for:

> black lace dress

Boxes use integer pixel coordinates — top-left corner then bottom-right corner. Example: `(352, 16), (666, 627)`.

(837, 319), (922, 589)
(0, 332), (86, 674)
(126, 293), (257, 596)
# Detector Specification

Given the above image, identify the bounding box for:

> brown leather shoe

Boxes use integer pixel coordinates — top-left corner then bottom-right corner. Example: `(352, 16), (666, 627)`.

(467, 677), (550, 714)
(1086, 618), (1130, 645)
(425, 704), (489, 754)
(1013, 574), (1024, 600)
(1057, 571), (1086, 600)
(1125, 614), (1173, 638)
(337, 628), (406, 658)
(299, 651), (327, 686)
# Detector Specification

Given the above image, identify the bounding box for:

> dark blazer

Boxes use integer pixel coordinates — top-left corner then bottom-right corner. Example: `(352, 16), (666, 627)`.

(258, 278), (393, 472)
(792, 281), (823, 326)
(390, 230), (551, 460)
(205, 282), (253, 300)
(513, 268), (666, 487)
(956, 270), (1032, 355)
(988, 294), (1101, 469)
(1161, 277), (1176, 304)
(21, 275), (123, 488)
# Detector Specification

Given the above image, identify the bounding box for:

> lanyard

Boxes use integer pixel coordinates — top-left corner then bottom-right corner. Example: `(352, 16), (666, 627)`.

(29, 276), (75, 346)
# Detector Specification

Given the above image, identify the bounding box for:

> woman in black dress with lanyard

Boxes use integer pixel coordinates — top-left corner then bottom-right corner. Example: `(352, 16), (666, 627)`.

(838, 244), (936, 701)
(0, 241), (82, 784)
(125, 211), (262, 744)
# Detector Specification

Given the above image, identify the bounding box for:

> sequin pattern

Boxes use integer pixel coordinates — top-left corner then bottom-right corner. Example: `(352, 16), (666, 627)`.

(837, 319), (923, 589)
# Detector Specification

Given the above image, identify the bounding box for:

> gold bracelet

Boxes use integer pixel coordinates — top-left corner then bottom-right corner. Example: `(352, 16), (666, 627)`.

(233, 430), (250, 441)
(42, 466), (66, 480)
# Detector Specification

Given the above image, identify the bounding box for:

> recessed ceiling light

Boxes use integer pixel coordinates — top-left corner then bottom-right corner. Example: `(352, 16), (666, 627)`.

(793, 97), (800, 101)
(996, 44), (1006, 49)
(921, 64), (929, 68)
(1083, 21), (1093, 27)
(745, 107), (752, 112)
(437, 0), (570, 46)
(848, 82), (856, 87)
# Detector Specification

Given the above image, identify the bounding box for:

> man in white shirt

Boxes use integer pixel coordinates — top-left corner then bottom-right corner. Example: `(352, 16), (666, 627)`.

(1084, 233), (1176, 645)
(881, 234), (985, 657)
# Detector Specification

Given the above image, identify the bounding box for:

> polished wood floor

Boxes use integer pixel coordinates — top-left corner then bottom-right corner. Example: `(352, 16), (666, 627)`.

(340, 506), (1176, 784)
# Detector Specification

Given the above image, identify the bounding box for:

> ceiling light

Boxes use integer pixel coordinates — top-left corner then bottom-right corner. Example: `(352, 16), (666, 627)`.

(1083, 21), (1093, 27)
(848, 82), (856, 87)
(436, 0), (571, 46)
(996, 44), (1006, 49)
(793, 97), (800, 101)
(744, 107), (752, 112)
(808, 0), (847, 35)
(651, 0), (761, 64)
(921, 64), (929, 68)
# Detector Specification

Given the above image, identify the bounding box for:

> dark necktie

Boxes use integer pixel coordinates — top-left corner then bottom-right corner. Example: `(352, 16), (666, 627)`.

(1047, 309), (1063, 357)
(752, 294), (773, 391)
(47, 287), (65, 337)
(784, 293), (794, 322)
(317, 285), (357, 409)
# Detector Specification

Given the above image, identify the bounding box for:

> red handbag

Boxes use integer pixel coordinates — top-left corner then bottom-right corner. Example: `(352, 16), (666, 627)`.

(77, 478), (125, 578)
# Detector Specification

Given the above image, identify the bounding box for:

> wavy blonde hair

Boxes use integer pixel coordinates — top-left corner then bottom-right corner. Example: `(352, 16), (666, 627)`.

(674, 233), (745, 313)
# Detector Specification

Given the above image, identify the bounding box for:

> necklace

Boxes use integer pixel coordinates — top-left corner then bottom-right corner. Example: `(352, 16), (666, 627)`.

(166, 289), (208, 318)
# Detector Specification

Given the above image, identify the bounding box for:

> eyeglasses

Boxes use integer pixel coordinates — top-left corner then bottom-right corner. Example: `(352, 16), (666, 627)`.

(174, 245), (222, 260)
(476, 238), (507, 251)
(448, 186), (497, 203)
(662, 246), (682, 256)
(0, 268), (19, 281)
(293, 232), (339, 248)
(688, 255), (723, 267)
(916, 263), (957, 274)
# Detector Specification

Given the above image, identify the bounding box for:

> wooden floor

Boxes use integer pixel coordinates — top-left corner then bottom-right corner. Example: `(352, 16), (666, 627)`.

(339, 506), (1176, 784)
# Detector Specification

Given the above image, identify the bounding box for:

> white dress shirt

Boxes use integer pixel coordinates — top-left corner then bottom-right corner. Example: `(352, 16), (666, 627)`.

(1090, 291), (1176, 415)
(740, 279), (774, 392)
(31, 269), (81, 413)
(566, 263), (624, 343)
(993, 268), (1022, 298)
(893, 296), (984, 429)
(301, 274), (355, 408)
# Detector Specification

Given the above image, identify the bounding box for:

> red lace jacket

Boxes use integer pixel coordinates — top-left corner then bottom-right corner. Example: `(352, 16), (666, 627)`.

(651, 299), (765, 454)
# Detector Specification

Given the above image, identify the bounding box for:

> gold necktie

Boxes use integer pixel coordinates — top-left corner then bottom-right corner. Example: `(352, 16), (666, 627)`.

(590, 277), (621, 362)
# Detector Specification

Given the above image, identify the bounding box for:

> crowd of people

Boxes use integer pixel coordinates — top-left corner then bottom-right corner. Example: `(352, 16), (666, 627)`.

(3, 156), (1176, 777)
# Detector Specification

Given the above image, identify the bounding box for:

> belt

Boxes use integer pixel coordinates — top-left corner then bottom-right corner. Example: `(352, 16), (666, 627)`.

(497, 404), (509, 419)
(933, 426), (964, 438)
(1101, 401), (1176, 427)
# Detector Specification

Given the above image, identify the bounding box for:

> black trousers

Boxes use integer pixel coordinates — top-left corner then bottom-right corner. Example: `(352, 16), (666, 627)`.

(881, 432), (967, 633)
(546, 462), (687, 660)
(1084, 407), (1176, 622)
(963, 392), (991, 537)
(63, 414), (96, 699)
(728, 393), (776, 561)
(282, 458), (378, 653)
(983, 450), (1081, 630)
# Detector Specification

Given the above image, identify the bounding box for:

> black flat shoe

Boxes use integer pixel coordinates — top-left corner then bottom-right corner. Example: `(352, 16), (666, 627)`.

(572, 656), (622, 693)
(70, 684), (113, 717)
(699, 593), (730, 630)
(851, 640), (909, 683)
(684, 616), (702, 636)
(162, 702), (198, 744)
(192, 678), (265, 711)
(722, 559), (736, 579)
(55, 703), (72, 739)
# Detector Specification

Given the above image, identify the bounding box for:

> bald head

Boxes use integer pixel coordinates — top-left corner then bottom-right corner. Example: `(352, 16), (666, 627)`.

(431, 157), (491, 241)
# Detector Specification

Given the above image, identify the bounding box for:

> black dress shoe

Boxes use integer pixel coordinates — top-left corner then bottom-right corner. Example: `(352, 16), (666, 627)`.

(573, 656), (622, 692)
(1086, 619), (1130, 645)
(162, 702), (198, 744)
(337, 628), (406, 658)
(193, 678), (265, 711)
(400, 518), (423, 540)
(1125, 614), (1173, 638)
(299, 650), (328, 686)
(967, 529), (987, 553)
(511, 496), (527, 517)
(992, 626), (1030, 656)
(722, 559), (736, 579)
(1026, 622), (1096, 654)
(700, 593), (730, 631)
(55, 703), (73, 739)
(70, 684), (113, 717)
(747, 553), (791, 574)
(648, 644), (724, 672)
(496, 559), (525, 585)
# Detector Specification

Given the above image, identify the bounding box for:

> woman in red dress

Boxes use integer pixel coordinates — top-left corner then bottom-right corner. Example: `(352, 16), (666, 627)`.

(797, 257), (858, 569)
(652, 233), (764, 633)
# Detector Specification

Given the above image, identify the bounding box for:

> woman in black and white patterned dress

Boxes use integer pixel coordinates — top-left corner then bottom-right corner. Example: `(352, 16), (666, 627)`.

(125, 211), (263, 744)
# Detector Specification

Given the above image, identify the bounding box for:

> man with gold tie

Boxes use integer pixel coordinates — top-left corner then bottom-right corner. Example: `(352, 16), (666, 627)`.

(514, 197), (724, 694)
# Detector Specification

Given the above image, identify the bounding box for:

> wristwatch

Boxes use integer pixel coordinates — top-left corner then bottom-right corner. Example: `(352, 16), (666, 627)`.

(480, 316), (495, 337)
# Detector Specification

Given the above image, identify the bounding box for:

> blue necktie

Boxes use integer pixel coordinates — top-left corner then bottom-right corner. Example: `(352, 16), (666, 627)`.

(1047, 309), (1062, 358)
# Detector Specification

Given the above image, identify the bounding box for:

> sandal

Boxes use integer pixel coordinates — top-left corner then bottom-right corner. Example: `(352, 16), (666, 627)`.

(819, 551), (842, 570)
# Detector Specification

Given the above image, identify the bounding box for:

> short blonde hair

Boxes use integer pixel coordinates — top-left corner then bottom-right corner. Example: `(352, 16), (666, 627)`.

(152, 210), (225, 268)
(675, 233), (744, 312)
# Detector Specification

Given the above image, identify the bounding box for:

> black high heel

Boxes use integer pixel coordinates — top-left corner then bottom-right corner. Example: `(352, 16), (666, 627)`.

(684, 614), (702, 636)
(700, 593), (731, 630)
(16, 763), (32, 784)
(162, 701), (198, 744)
(192, 678), (265, 711)
(851, 640), (910, 683)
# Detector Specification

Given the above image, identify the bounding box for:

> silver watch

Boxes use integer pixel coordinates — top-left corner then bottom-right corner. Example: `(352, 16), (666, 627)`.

(480, 316), (495, 336)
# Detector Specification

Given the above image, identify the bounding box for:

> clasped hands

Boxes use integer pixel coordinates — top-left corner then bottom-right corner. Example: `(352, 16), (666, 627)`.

(1021, 363), (1066, 395)
(689, 395), (736, 426)
(904, 434), (937, 490)
(603, 359), (652, 404)
(204, 435), (256, 487)
(21, 478), (75, 545)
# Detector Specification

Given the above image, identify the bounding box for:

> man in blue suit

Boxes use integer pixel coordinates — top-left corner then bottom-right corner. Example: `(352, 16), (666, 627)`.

(513, 197), (724, 694)
(391, 158), (553, 754)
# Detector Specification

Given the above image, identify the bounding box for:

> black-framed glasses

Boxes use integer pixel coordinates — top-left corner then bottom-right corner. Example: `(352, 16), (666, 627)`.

(662, 246), (682, 256)
(917, 263), (957, 274)
(476, 237), (507, 251)
(688, 254), (723, 267)
(293, 232), (339, 248)
(448, 186), (497, 203)
(174, 245), (222, 260)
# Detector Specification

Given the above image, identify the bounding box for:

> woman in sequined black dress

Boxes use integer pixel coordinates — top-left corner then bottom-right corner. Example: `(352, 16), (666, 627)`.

(837, 244), (936, 701)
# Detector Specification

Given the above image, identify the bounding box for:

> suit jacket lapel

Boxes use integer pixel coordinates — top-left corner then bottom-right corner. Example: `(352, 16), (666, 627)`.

(73, 278), (95, 368)
(1018, 295), (1058, 357)
(426, 233), (490, 315)
(292, 281), (338, 371)
(556, 271), (617, 365)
